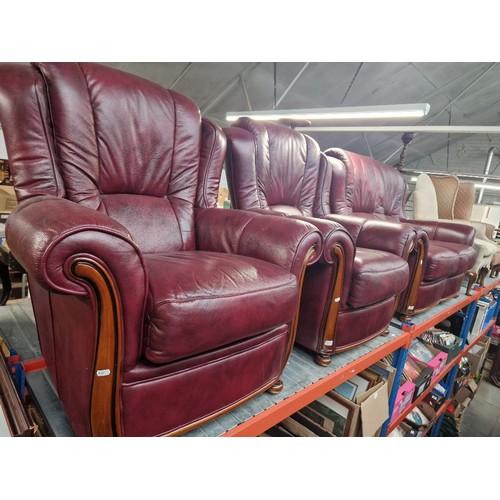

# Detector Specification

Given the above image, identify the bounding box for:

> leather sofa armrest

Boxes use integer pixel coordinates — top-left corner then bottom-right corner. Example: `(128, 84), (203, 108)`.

(6, 196), (146, 295)
(404, 219), (476, 246)
(286, 215), (355, 264)
(324, 214), (418, 259)
(6, 196), (148, 370)
(194, 207), (322, 278)
(286, 215), (355, 307)
(356, 220), (418, 259)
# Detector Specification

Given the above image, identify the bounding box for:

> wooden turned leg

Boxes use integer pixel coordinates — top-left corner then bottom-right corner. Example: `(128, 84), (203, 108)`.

(268, 379), (284, 394)
(478, 267), (489, 286)
(399, 312), (413, 323)
(315, 352), (332, 367)
(380, 328), (390, 336)
(465, 271), (477, 296)
(490, 263), (500, 278)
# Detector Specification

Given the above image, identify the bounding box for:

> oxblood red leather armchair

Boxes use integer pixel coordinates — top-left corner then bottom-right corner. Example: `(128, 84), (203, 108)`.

(0, 63), (322, 437)
(224, 118), (414, 365)
(317, 148), (477, 320)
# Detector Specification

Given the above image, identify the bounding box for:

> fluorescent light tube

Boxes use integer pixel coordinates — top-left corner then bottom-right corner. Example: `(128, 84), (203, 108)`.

(474, 184), (500, 192)
(226, 103), (431, 122)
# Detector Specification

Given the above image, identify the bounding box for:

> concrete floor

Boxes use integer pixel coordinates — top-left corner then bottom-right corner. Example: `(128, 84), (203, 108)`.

(459, 343), (500, 437)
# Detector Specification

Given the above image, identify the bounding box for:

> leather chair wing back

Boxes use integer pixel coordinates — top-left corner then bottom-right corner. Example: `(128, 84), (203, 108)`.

(0, 62), (225, 253)
(225, 117), (320, 216)
(320, 148), (408, 220)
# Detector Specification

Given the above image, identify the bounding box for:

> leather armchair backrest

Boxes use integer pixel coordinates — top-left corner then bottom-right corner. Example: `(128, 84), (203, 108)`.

(225, 117), (320, 217)
(0, 62), (226, 253)
(318, 148), (407, 221)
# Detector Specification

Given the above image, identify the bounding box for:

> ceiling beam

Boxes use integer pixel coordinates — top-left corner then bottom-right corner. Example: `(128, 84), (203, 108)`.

(170, 63), (193, 89)
(275, 62), (310, 108)
(200, 62), (261, 115)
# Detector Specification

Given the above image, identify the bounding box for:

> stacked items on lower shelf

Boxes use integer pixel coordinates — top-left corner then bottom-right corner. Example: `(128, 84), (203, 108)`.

(389, 346), (444, 436)
(260, 361), (394, 437)
(388, 328), (463, 437)
(447, 376), (480, 433)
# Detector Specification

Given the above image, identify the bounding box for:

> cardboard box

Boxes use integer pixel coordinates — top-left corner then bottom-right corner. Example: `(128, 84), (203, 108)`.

(0, 186), (17, 213)
(369, 359), (397, 393)
(388, 421), (418, 437)
(355, 379), (389, 437)
(454, 377), (479, 405)
(409, 341), (448, 382)
(308, 377), (389, 437)
(406, 358), (433, 401)
(431, 336), (462, 362)
(404, 402), (436, 432)
(465, 336), (491, 375)
(390, 379), (416, 425)
(422, 390), (445, 410)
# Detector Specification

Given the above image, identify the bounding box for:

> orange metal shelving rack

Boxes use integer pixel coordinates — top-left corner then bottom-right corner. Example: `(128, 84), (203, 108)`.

(187, 278), (500, 437)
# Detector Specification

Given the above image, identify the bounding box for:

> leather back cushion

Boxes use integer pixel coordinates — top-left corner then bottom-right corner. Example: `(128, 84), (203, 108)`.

(225, 118), (320, 216)
(33, 63), (205, 252)
(430, 174), (459, 220)
(321, 148), (407, 220)
(413, 173), (439, 219)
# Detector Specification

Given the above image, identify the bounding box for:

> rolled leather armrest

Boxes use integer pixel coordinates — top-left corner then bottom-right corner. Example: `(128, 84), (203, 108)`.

(286, 215), (355, 265)
(323, 214), (418, 259)
(6, 196), (149, 370)
(194, 207), (322, 278)
(287, 214), (355, 305)
(6, 196), (147, 296)
(355, 220), (418, 259)
(404, 219), (476, 246)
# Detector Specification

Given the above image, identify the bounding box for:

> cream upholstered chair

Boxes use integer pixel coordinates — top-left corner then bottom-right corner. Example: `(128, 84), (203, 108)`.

(413, 173), (497, 294)
(453, 180), (500, 278)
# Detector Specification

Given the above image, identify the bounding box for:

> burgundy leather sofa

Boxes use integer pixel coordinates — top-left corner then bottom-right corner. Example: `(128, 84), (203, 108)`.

(317, 148), (477, 320)
(224, 118), (414, 365)
(0, 63), (323, 437)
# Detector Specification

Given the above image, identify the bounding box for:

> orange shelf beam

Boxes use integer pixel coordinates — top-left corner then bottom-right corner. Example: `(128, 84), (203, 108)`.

(222, 334), (409, 437)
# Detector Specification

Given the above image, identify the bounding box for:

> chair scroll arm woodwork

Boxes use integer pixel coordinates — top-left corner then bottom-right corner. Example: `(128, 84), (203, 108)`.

(70, 258), (123, 437)
(399, 238), (426, 321)
(315, 244), (346, 367)
(271, 245), (319, 391)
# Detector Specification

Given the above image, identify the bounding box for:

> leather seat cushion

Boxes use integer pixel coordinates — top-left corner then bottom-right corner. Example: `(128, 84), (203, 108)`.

(347, 248), (409, 309)
(423, 242), (460, 281)
(427, 241), (476, 279)
(143, 251), (298, 364)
